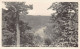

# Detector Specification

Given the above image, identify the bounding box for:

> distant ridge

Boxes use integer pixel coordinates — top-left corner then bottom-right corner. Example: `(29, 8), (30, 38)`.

(20, 15), (51, 30)
(25, 15), (51, 17)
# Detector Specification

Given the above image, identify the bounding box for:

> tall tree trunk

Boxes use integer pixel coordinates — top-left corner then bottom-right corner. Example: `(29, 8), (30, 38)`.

(16, 12), (20, 47)
(16, 23), (20, 47)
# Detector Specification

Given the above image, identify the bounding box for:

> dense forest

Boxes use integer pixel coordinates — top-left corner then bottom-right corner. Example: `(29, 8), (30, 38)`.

(2, 2), (78, 47)
(45, 2), (78, 47)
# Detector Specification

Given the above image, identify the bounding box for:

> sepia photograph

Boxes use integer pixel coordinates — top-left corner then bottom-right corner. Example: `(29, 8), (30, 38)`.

(2, 0), (78, 47)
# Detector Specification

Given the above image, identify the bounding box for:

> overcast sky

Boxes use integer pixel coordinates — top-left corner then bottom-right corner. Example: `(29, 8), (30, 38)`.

(26, 0), (54, 16)
(2, 0), (55, 16)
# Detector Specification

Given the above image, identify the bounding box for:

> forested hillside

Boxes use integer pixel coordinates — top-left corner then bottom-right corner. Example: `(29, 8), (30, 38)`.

(20, 15), (51, 30)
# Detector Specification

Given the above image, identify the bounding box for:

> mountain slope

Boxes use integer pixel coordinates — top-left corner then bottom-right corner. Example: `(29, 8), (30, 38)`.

(20, 15), (51, 30)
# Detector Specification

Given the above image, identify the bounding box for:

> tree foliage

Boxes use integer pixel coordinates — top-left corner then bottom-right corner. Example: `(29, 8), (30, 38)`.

(2, 2), (33, 46)
(45, 2), (78, 47)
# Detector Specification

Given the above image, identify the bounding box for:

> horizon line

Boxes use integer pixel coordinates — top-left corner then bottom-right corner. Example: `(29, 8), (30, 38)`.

(27, 14), (52, 16)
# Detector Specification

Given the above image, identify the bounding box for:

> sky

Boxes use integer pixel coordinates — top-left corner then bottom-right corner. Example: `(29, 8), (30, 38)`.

(25, 0), (54, 16)
(2, 0), (55, 16)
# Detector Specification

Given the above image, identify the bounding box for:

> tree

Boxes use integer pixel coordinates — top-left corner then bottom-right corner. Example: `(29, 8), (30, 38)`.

(46, 2), (78, 47)
(2, 2), (33, 46)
